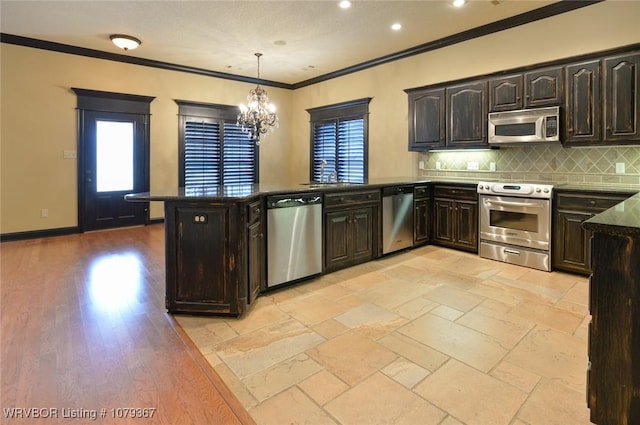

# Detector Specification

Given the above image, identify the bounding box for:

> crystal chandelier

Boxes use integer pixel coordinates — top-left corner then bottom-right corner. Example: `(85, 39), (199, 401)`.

(237, 53), (279, 145)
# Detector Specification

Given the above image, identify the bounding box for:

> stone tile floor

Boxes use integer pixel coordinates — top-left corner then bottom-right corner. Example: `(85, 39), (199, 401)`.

(176, 246), (593, 425)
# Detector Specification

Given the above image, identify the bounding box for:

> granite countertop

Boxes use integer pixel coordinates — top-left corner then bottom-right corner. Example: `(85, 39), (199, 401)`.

(124, 177), (483, 202)
(583, 192), (640, 238)
(126, 177), (640, 237)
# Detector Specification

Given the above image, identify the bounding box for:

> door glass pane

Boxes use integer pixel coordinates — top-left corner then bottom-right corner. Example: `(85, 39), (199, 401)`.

(96, 120), (134, 192)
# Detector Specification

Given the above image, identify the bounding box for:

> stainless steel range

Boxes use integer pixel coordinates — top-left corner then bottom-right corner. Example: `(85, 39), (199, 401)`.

(477, 181), (554, 271)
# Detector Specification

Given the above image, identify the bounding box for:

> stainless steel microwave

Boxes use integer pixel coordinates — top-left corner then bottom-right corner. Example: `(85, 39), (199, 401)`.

(488, 106), (560, 145)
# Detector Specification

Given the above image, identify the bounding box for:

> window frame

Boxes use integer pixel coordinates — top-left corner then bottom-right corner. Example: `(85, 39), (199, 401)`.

(307, 98), (371, 183)
(176, 100), (259, 186)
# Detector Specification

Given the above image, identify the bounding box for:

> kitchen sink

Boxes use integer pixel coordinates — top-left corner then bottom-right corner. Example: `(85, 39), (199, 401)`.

(300, 181), (362, 188)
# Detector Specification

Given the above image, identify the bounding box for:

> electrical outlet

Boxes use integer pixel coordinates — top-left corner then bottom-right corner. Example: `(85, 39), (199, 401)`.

(419, 160), (425, 169)
(63, 150), (77, 159)
(616, 162), (625, 174)
(490, 162), (496, 172)
(40, 209), (48, 218)
(467, 161), (479, 170)
(436, 161), (441, 170)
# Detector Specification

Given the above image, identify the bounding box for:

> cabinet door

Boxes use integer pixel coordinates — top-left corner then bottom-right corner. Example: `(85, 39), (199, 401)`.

(434, 199), (454, 244)
(174, 207), (230, 306)
(565, 60), (602, 145)
(489, 74), (523, 112)
(524, 66), (563, 108)
(553, 210), (592, 274)
(604, 53), (640, 142)
(454, 200), (478, 252)
(247, 220), (263, 304)
(408, 88), (446, 150)
(414, 199), (430, 244)
(325, 211), (350, 270)
(351, 208), (374, 262)
(446, 81), (488, 147)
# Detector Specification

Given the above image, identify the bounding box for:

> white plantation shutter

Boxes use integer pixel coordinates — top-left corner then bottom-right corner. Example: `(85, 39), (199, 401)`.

(178, 101), (258, 186)
(308, 98), (370, 184)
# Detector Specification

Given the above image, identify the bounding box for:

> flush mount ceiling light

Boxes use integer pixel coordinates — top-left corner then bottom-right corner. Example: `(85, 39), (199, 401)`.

(109, 34), (141, 51)
(452, 0), (466, 7)
(391, 23), (402, 31)
(237, 53), (279, 145)
(339, 0), (351, 9)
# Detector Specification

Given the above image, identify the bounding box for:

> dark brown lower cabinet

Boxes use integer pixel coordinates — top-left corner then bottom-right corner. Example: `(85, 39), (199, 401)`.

(247, 200), (265, 304)
(553, 190), (633, 274)
(324, 190), (380, 272)
(414, 185), (430, 246)
(586, 230), (640, 425)
(164, 199), (258, 315)
(433, 185), (478, 253)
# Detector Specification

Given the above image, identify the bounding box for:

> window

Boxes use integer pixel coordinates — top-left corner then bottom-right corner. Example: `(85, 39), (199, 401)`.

(308, 98), (371, 183)
(177, 100), (258, 186)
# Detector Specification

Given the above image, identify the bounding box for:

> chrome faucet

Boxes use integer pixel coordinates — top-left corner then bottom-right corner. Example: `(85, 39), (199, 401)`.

(320, 159), (327, 183)
(329, 169), (337, 183)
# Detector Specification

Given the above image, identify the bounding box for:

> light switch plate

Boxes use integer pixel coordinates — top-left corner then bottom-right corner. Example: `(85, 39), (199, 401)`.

(63, 150), (77, 159)
(490, 162), (496, 172)
(616, 162), (625, 174)
(436, 161), (441, 170)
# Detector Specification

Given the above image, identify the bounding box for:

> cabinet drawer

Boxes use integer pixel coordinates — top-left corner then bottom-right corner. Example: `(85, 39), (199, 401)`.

(325, 190), (380, 208)
(247, 200), (263, 223)
(556, 192), (631, 212)
(433, 185), (477, 201)
(414, 185), (430, 199)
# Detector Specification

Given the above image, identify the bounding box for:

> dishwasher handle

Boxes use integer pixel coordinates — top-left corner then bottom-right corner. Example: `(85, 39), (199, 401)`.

(267, 195), (322, 209)
(382, 185), (413, 196)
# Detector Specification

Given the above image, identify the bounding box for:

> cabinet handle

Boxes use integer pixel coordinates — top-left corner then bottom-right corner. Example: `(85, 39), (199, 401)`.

(589, 200), (596, 206)
(255, 207), (261, 214)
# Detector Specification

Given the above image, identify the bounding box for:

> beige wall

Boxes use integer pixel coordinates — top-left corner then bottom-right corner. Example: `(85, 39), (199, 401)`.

(0, 44), (292, 232)
(2, 1), (639, 234)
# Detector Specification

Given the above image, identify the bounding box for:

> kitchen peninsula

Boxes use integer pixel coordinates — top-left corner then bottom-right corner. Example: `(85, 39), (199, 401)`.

(125, 178), (467, 316)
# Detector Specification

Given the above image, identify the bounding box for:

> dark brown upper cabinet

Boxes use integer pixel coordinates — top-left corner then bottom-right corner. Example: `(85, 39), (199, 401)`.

(565, 60), (602, 146)
(446, 81), (488, 147)
(489, 74), (523, 112)
(406, 44), (640, 151)
(407, 88), (446, 150)
(603, 52), (640, 143)
(524, 66), (564, 108)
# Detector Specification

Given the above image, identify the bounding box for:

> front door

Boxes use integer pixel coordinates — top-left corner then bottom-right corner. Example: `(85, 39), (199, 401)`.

(80, 111), (148, 231)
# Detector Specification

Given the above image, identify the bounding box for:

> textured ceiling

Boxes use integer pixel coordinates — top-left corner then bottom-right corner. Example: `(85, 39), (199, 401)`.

(1, 0), (559, 85)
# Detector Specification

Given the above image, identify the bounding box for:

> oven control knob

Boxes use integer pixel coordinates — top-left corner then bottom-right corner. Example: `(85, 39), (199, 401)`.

(478, 185), (484, 190)
(536, 188), (541, 193)
(543, 188), (549, 193)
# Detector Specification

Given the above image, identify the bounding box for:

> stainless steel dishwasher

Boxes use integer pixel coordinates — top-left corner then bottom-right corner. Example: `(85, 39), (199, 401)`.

(266, 194), (322, 288)
(382, 185), (414, 254)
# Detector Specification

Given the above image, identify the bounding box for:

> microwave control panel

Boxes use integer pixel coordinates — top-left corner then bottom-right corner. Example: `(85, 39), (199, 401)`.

(545, 116), (558, 139)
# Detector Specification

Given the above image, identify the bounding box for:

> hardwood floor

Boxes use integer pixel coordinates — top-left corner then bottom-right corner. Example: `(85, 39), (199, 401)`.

(0, 224), (255, 425)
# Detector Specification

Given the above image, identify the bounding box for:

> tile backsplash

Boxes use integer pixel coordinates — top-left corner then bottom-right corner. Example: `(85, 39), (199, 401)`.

(419, 145), (640, 186)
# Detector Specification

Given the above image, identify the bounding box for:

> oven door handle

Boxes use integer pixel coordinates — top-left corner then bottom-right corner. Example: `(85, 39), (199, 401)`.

(485, 199), (543, 208)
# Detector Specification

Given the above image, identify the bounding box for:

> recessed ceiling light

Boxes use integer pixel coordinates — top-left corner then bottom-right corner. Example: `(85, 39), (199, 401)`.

(452, 0), (466, 7)
(391, 23), (402, 31)
(339, 1), (351, 9)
